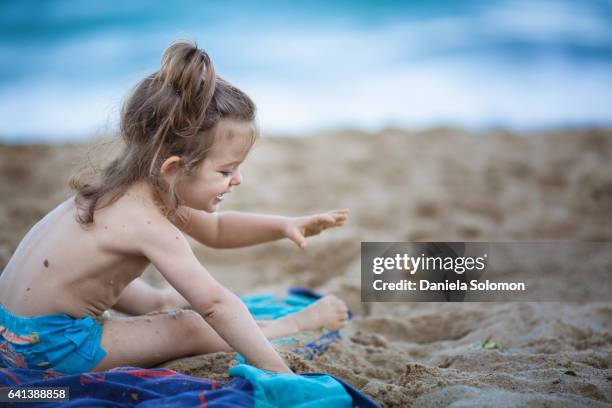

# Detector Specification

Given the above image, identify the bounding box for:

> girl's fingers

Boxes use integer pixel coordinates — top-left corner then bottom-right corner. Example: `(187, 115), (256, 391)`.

(321, 214), (336, 224)
(330, 209), (349, 222)
(301, 210), (348, 238)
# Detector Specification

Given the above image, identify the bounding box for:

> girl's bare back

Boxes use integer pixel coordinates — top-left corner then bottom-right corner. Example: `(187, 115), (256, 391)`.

(0, 185), (157, 319)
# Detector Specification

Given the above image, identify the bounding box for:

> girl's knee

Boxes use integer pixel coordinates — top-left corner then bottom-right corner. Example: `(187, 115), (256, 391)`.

(173, 310), (206, 339)
(172, 310), (232, 353)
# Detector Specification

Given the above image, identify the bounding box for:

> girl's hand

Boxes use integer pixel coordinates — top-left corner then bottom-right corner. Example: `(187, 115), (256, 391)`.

(284, 209), (349, 249)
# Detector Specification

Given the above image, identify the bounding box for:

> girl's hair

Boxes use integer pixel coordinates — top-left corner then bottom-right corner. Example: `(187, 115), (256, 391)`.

(71, 40), (258, 224)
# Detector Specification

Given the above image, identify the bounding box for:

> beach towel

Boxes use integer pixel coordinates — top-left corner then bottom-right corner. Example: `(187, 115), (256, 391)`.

(0, 288), (378, 408)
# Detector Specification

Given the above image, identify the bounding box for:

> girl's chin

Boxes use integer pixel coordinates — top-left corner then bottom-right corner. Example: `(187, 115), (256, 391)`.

(188, 200), (219, 213)
(201, 204), (219, 213)
(205, 200), (221, 212)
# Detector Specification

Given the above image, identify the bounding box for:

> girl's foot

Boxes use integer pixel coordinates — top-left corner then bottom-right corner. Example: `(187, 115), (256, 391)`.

(295, 295), (350, 331)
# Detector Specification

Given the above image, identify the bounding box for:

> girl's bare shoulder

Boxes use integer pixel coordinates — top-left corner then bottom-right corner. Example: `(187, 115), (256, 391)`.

(88, 185), (176, 253)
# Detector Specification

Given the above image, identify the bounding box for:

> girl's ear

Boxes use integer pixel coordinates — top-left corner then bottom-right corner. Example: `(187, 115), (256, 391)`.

(160, 156), (182, 183)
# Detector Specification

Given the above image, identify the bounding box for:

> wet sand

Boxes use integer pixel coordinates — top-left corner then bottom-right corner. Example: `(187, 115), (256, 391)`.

(1, 128), (611, 407)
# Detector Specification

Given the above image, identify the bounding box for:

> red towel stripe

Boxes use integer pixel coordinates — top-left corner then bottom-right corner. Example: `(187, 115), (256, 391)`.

(199, 390), (207, 407)
(0, 368), (22, 384)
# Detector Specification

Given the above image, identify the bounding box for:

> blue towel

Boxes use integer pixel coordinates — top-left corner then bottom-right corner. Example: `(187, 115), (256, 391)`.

(0, 288), (378, 407)
(241, 292), (317, 321)
(229, 364), (352, 408)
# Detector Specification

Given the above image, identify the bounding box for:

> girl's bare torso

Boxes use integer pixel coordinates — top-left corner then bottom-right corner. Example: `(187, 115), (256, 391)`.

(0, 185), (161, 318)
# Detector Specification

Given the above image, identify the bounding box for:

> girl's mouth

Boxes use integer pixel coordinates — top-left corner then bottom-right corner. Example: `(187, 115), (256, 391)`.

(215, 190), (231, 202)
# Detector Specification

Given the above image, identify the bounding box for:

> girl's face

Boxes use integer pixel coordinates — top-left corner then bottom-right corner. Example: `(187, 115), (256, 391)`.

(179, 121), (254, 213)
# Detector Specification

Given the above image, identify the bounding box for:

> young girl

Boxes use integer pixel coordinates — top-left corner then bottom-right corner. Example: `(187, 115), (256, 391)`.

(0, 41), (349, 375)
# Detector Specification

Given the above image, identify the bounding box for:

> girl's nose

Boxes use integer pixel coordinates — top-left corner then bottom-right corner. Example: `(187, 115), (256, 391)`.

(230, 169), (242, 186)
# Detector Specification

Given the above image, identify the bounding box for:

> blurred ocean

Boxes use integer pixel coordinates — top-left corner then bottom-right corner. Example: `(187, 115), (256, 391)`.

(1, 0), (612, 142)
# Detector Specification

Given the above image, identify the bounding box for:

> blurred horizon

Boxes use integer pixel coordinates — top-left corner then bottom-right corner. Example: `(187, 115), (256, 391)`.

(1, 0), (612, 142)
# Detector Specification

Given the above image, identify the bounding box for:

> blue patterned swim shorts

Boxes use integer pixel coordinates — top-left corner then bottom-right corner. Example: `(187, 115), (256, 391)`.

(0, 304), (106, 374)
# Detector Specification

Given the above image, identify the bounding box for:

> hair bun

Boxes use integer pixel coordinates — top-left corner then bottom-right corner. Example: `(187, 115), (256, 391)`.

(158, 40), (216, 118)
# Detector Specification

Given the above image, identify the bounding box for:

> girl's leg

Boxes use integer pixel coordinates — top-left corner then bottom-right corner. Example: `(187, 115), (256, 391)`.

(94, 309), (226, 371)
(112, 278), (189, 315)
(256, 295), (349, 337)
(94, 295), (348, 371)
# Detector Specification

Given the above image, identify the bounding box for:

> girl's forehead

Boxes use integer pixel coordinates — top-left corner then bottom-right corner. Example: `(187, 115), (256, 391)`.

(208, 119), (256, 163)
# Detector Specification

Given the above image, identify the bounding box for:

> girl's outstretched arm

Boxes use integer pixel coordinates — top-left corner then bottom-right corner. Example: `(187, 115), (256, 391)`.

(140, 219), (292, 373)
(176, 207), (349, 249)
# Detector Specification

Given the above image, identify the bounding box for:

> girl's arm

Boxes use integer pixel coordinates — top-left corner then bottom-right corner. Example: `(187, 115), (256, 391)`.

(140, 219), (291, 373)
(176, 207), (349, 249)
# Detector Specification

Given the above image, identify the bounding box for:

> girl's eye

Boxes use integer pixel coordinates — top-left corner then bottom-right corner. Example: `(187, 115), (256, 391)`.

(220, 171), (233, 177)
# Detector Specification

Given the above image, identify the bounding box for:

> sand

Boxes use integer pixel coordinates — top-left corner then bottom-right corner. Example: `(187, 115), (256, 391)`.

(1, 128), (611, 407)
